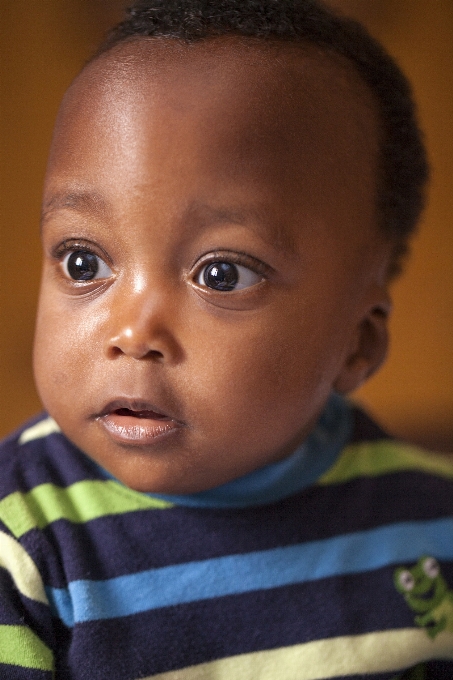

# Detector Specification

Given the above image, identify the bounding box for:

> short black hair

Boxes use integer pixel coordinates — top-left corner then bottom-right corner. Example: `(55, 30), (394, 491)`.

(98, 0), (428, 276)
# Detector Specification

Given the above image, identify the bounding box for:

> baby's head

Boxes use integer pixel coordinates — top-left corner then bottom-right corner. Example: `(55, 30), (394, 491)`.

(34, 0), (428, 493)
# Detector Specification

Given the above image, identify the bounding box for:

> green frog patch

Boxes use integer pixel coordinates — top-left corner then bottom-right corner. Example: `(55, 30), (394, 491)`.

(394, 555), (453, 639)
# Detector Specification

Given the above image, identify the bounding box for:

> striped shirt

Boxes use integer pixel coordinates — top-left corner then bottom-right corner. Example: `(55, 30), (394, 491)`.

(1, 395), (453, 679)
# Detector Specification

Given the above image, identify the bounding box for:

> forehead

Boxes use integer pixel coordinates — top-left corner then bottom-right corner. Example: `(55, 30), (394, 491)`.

(45, 37), (381, 257)
(51, 36), (379, 168)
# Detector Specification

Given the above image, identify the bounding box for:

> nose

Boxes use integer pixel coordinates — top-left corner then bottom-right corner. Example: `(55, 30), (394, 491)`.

(105, 287), (182, 363)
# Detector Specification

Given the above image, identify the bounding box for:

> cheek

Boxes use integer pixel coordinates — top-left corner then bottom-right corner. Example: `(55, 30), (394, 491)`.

(34, 308), (66, 412)
(183, 307), (337, 433)
(33, 292), (100, 409)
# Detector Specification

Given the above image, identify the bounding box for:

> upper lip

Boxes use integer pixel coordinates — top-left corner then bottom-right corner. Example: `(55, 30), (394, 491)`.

(95, 398), (184, 424)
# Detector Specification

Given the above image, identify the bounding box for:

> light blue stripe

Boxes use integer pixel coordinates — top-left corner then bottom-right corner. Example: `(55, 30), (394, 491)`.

(46, 517), (453, 627)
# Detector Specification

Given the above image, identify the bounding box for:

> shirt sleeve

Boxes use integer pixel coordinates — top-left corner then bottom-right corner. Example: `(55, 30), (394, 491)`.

(0, 527), (55, 679)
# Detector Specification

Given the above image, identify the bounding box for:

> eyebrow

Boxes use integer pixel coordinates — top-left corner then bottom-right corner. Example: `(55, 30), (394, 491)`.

(186, 202), (298, 257)
(41, 190), (109, 225)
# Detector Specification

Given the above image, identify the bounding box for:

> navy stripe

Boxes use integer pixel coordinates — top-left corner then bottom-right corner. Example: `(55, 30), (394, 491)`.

(329, 675), (400, 680)
(349, 407), (390, 443)
(54, 565), (443, 677)
(0, 664), (51, 680)
(46, 517), (453, 625)
(324, 675), (399, 680)
(425, 661), (453, 679)
(0, 567), (25, 625)
(33, 470), (453, 585)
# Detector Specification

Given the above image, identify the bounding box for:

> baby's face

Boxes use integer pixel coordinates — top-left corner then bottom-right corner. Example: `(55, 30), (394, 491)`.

(34, 38), (389, 493)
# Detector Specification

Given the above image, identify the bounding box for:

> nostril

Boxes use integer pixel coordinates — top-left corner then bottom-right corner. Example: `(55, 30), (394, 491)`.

(105, 322), (182, 363)
(107, 341), (165, 361)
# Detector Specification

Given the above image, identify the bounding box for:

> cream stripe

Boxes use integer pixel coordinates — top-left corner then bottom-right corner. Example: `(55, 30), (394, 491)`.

(19, 417), (61, 445)
(141, 628), (453, 680)
(0, 530), (48, 604)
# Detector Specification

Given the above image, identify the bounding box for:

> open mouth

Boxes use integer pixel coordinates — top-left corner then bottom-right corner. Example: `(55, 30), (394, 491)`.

(96, 400), (182, 445)
(113, 407), (170, 420)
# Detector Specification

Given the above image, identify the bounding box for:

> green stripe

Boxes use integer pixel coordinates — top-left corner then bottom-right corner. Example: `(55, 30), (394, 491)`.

(318, 440), (453, 487)
(0, 480), (173, 539)
(0, 625), (53, 671)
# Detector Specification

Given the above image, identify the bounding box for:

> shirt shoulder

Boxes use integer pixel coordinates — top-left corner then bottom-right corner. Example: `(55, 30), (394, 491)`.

(319, 404), (453, 489)
(0, 414), (104, 501)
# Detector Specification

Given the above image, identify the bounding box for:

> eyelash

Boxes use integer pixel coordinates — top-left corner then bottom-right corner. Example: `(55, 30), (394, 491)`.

(194, 251), (270, 276)
(53, 239), (108, 260)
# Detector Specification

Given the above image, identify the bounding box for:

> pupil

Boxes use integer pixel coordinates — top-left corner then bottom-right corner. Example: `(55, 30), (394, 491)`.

(67, 251), (99, 281)
(204, 262), (238, 290)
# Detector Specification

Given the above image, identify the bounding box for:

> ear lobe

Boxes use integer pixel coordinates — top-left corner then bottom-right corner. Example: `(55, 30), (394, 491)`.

(333, 303), (390, 394)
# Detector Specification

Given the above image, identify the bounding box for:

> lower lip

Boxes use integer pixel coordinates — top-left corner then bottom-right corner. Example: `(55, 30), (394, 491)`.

(98, 413), (181, 445)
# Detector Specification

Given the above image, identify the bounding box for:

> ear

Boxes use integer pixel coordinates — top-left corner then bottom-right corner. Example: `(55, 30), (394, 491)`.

(333, 290), (391, 395)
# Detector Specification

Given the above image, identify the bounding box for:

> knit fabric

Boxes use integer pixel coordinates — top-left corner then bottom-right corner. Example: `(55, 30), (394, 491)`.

(1, 398), (453, 679)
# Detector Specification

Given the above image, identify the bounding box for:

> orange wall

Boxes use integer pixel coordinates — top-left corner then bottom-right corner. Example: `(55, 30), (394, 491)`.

(1, 1), (452, 450)
(339, 0), (453, 451)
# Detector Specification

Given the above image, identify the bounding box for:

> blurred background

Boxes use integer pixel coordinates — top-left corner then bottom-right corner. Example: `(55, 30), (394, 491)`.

(0, 0), (452, 450)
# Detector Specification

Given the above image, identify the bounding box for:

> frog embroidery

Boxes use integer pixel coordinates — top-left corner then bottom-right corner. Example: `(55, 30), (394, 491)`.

(394, 556), (453, 639)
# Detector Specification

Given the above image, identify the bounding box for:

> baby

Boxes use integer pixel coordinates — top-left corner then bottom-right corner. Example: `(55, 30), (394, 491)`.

(1, 1), (452, 678)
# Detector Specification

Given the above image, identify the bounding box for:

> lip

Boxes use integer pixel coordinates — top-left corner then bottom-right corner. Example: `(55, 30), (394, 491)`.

(95, 398), (184, 446)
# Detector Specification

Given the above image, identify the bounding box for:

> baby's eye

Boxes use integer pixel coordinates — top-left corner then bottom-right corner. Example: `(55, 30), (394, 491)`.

(62, 250), (113, 281)
(196, 261), (262, 291)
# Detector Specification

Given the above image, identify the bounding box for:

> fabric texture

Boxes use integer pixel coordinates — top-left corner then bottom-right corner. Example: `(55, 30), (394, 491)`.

(0, 397), (453, 679)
